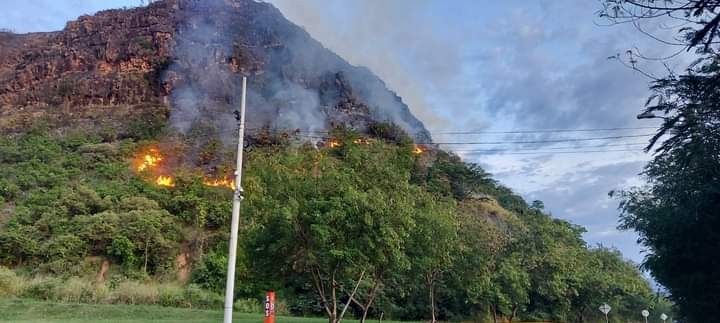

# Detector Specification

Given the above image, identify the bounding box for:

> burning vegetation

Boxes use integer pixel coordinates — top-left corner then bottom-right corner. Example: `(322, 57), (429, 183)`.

(134, 135), (425, 190)
(135, 147), (174, 187)
(155, 176), (175, 187)
(133, 145), (234, 190)
(137, 148), (163, 172)
(322, 138), (427, 156)
(328, 139), (342, 148)
(203, 177), (235, 190)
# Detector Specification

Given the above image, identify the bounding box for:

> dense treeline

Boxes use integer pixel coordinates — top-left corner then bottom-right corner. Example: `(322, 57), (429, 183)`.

(612, 56), (720, 322)
(0, 126), (667, 322)
(597, 2), (720, 321)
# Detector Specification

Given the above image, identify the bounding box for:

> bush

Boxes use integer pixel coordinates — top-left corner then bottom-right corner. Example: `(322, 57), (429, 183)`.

(53, 277), (94, 303)
(274, 299), (290, 316)
(234, 298), (262, 313)
(158, 283), (186, 307)
(0, 266), (21, 297)
(191, 250), (227, 292)
(184, 284), (223, 308)
(110, 280), (159, 305)
(20, 276), (61, 300)
(89, 282), (111, 303)
(0, 271), (229, 310)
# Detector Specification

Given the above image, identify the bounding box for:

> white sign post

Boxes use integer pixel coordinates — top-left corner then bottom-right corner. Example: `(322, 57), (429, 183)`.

(599, 303), (611, 323)
(641, 309), (650, 323)
(660, 313), (668, 323)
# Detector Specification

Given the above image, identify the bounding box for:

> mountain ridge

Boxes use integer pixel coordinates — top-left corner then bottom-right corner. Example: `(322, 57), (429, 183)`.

(0, 0), (431, 142)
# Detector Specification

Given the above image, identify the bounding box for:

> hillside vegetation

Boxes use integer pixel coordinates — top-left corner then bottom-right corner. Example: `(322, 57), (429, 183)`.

(0, 124), (667, 323)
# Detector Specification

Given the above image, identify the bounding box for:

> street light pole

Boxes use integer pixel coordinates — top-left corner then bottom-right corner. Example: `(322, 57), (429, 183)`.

(223, 76), (247, 323)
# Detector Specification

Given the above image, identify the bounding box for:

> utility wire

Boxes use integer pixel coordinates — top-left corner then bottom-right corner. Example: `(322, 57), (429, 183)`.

(450, 142), (648, 152)
(428, 126), (657, 134)
(175, 130), (655, 147)
(460, 149), (643, 155)
(426, 134), (654, 145)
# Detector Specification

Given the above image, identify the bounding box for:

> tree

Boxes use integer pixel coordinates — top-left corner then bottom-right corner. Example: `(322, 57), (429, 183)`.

(599, 0), (720, 52)
(245, 144), (416, 323)
(613, 57), (720, 321)
(569, 247), (654, 323)
(406, 196), (457, 323)
(452, 197), (526, 323)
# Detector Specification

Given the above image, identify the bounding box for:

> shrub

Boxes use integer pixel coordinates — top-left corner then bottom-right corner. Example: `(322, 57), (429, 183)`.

(89, 282), (111, 303)
(53, 277), (94, 303)
(21, 276), (61, 300)
(275, 299), (290, 316)
(234, 298), (262, 313)
(184, 284), (223, 308)
(191, 250), (227, 292)
(0, 266), (21, 297)
(158, 283), (186, 307)
(110, 280), (159, 305)
(108, 236), (137, 270)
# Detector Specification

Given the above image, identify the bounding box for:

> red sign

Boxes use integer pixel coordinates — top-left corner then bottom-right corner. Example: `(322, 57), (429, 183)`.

(264, 291), (276, 323)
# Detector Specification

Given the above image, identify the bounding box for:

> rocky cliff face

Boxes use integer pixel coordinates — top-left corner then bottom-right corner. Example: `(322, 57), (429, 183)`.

(0, 0), (431, 142)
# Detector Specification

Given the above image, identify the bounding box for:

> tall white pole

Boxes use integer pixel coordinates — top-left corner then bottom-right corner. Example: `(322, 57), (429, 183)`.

(223, 76), (247, 323)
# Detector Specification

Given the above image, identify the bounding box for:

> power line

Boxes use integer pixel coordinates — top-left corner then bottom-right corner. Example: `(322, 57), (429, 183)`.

(175, 131), (655, 146)
(427, 134), (654, 145)
(164, 119), (657, 146)
(166, 116), (657, 136)
(428, 126), (657, 135)
(450, 142), (648, 152)
(459, 149), (644, 155)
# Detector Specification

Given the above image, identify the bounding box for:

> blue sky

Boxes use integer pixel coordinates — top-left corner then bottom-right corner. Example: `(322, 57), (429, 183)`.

(1, 0), (694, 268)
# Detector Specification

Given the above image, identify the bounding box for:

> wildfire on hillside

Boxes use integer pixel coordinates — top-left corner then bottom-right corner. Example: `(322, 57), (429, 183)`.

(353, 138), (372, 145)
(203, 177), (236, 190)
(156, 176), (175, 187)
(136, 148), (163, 172)
(328, 139), (341, 148)
(413, 145), (425, 155)
(133, 145), (234, 190)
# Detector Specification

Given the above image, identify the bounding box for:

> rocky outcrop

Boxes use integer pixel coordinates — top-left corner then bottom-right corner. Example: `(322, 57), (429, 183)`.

(0, 0), (431, 142)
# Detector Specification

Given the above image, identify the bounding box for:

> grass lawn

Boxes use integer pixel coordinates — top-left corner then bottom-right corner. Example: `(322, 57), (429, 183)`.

(0, 298), (387, 323)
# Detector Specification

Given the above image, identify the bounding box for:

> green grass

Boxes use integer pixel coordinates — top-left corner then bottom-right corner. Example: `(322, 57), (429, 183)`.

(0, 298), (349, 323)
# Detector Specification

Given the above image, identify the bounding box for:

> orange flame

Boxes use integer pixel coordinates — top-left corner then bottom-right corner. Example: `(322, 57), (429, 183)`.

(203, 177), (236, 190)
(134, 146), (238, 190)
(329, 140), (341, 148)
(353, 138), (372, 145)
(413, 145), (425, 155)
(155, 176), (175, 187)
(137, 148), (163, 172)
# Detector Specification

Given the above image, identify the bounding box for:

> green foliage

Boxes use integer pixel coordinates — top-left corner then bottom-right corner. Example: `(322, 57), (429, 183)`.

(109, 236), (138, 270)
(0, 130), (658, 322)
(234, 298), (263, 313)
(615, 56), (720, 322)
(0, 266), (21, 297)
(244, 142), (418, 322)
(191, 249), (228, 293)
(0, 133), (184, 275)
(0, 298), (403, 323)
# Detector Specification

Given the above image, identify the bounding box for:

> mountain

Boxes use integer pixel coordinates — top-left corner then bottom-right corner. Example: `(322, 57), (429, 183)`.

(0, 2), (663, 321)
(0, 0), (431, 142)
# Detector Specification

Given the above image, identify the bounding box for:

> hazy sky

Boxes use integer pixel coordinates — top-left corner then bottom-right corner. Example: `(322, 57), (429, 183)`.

(1, 0), (694, 266)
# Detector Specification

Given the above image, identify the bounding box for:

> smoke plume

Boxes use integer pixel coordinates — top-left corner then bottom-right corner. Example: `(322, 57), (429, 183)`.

(166, 0), (432, 146)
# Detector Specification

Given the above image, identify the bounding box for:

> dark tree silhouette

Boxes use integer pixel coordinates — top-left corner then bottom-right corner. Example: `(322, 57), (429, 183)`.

(599, 0), (720, 51)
